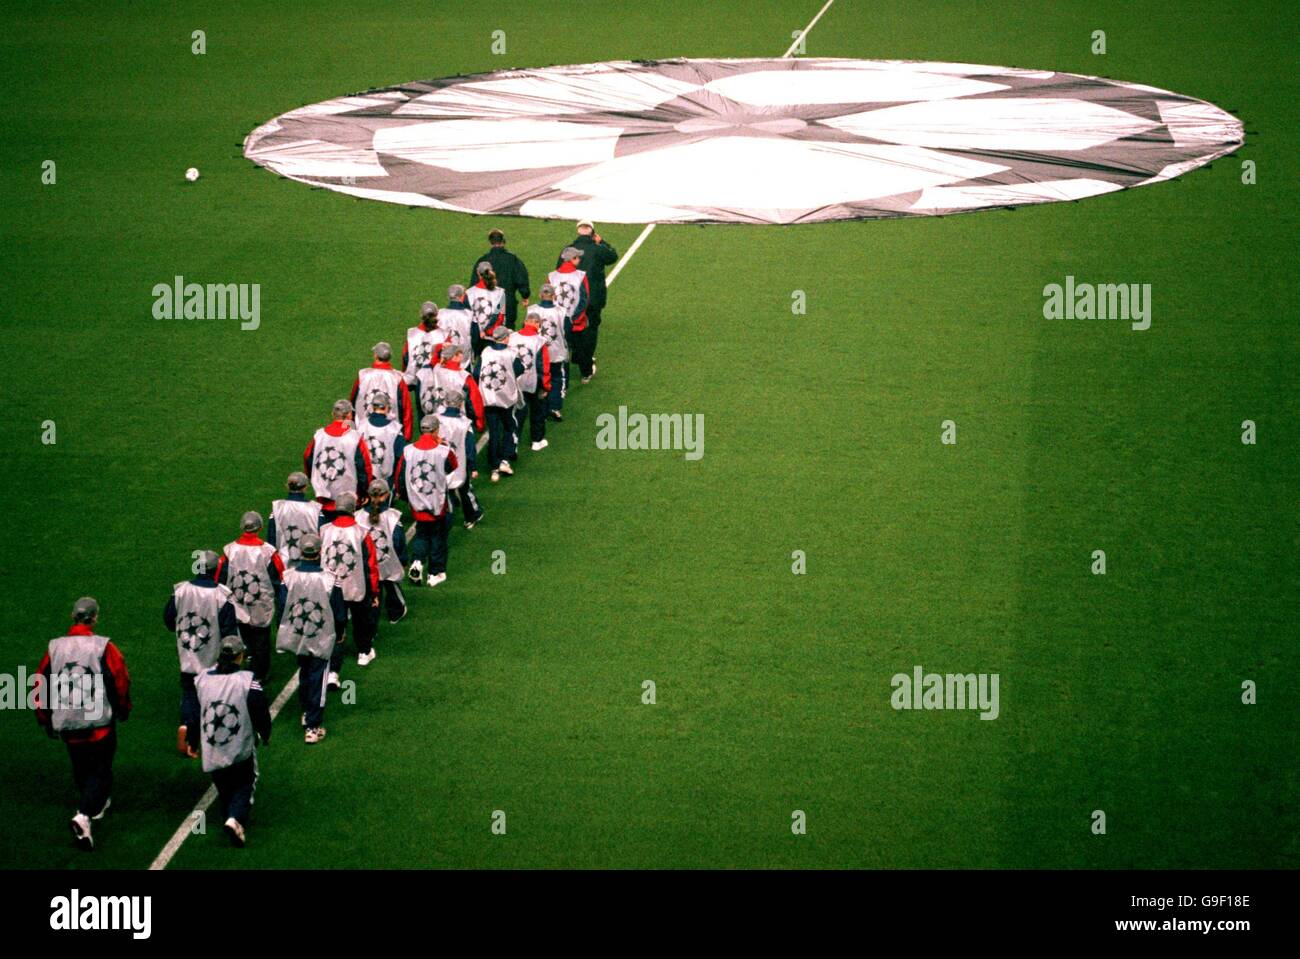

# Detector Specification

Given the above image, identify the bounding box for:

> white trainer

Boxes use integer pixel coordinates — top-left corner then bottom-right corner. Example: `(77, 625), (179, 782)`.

(426, 572), (447, 587)
(305, 727), (327, 744)
(531, 439), (548, 452)
(357, 649), (377, 667)
(223, 817), (246, 847)
(408, 560), (424, 583)
(327, 671), (341, 690)
(498, 461), (514, 476)
(92, 798), (112, 821)
(70, 814), (93, 851)
(490, 470), (500, 483)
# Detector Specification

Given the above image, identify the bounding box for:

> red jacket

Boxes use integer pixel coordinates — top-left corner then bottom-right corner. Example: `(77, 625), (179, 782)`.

(35, 624), (131, 744)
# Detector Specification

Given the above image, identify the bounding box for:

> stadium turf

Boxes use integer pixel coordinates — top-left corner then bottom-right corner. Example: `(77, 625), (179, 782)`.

(1, 0), (1295, 869)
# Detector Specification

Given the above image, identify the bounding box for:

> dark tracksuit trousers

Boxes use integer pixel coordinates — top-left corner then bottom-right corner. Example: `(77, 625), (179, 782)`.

(328, 599), (376, 669)
(180, 672), (200, 751)
(516, 390), (547, 444)
(66, 728), (116, 817)
(485, 405), (517, 465)
(411, 515), (450, 575)
(238, 623), (271, 683)
(547, 362), (568, 414)
(587, 303), (603, 358)
(382, 580), (407, 622)
(297, 654), (330, 728)
(449, 482), (483, 524)
(569, 328), (595, 378)
(212, 756), (257, 827)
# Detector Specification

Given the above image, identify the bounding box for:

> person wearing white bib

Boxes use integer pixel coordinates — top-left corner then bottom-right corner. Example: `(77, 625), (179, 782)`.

(350, 341), (414, 439)
(397, 415), (458, 586)
(479, 325), (526, 482)
(357, 393), (406, 491)
(358, 478), (409, 625)
(194, 635), (272, 848)
(320, 492), (381, 678)
(440, 284), (484, 368)
(275, 533), (346, 745)
(509, 308), (553, 452)
(403, 301), (445, 376)
(216, 511), (286, 683)
(267, 471), (323, 569)
(164, 550), (240, 758)
(436, 388), (484, 529)
(533, 283), (571, 421)
(549, 246), (595, 383)
(303, 399), (375, 522)
(35, 597), (133, 852)
(467, 261), (507, 342)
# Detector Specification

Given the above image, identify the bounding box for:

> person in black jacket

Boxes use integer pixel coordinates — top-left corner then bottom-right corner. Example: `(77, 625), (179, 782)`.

(556, 220), (618, 359)
(467, 228), (530, 330)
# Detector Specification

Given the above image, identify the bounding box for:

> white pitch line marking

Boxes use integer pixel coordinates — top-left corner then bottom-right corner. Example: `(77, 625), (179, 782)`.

(782, 0), (836, 58)
(148, 0), (839, 871)
(604, 222), (656, 287)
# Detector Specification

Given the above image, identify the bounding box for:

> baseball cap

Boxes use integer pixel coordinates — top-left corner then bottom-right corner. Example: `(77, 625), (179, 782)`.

(576, 219), (595, 231)
(540, 283), (555, 298)
(368, 478), (390, 499)
(488, 228), (505, 243)
(420, 414), (440, 433)
(334, 492), (357, 514)
(561, 246), (582, 261)
(241, 510), (263, 532)
(372, 341), (392, 361)
(420, 301), (438, 320)
(72, 597), (99, 623)
(332, 399), (354, 420)
(195, 549), (221, 576)
(439, 343), (458, 361)
(287, 471), (309, 491)
(447, 283), (466, 300)
(476, 261), (493, 277)
(218, 635), (246, 661)
(299, 533), (322, 559)
(491, 325), (510, 342)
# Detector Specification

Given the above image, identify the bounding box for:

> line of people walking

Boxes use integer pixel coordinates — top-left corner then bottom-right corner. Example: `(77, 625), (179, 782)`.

(35, 221), (619, 851)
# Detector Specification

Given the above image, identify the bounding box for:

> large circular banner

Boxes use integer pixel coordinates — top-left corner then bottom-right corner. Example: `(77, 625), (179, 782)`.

(244, 58), (1243, 225)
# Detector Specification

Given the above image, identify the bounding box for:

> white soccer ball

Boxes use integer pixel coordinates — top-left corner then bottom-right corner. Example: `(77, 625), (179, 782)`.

(185, 167), (200, 182)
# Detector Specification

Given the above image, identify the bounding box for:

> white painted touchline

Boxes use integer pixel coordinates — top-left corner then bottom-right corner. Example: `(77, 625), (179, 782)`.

(148, 0), (838, 870)
(783, 0), (836, 58)
(604, 222), (656, 287)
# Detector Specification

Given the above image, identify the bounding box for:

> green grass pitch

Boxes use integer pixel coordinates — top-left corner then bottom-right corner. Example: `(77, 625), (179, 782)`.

(1, 0), (1295, 869)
